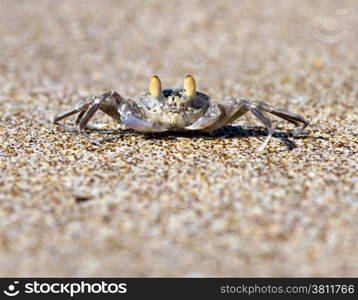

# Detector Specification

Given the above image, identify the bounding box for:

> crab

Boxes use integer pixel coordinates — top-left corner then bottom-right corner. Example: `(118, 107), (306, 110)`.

(53, 75), (309, 150)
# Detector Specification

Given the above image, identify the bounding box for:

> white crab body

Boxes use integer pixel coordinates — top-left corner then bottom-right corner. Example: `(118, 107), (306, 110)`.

(135, 88), (210, 130)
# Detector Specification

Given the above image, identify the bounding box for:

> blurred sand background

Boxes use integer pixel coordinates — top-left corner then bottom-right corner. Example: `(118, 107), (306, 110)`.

(0, 0), (357, 276)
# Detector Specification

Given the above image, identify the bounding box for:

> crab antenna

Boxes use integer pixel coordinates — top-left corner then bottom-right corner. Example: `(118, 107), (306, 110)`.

(149, 75), (162, 98)
(184, 75), (196, 98)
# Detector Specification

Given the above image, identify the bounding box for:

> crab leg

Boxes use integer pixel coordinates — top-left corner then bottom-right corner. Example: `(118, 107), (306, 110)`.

(77, 95), (109, 131)
(52, 101), (91, 124)
(198, 100), (249, 131)
(75, 110), (86, 125)
(247, 100), (309, 130)
(201, 99), (308, 151)
(53, 92), (123, 130)
(234, 99), (308, 151)
(247, 106), (274, 152)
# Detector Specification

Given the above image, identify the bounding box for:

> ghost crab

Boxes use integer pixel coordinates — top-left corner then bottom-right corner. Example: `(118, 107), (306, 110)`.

(53, 75), (309, 150)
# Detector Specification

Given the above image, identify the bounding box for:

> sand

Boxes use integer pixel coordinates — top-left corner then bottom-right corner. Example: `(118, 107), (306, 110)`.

(0, 0), (357, 277)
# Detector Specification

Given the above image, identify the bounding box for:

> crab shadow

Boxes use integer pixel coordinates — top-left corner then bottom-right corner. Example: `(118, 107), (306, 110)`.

(99, 125), (326, 151)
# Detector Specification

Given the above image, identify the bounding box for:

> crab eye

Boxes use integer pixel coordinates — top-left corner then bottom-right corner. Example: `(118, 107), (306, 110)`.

(184, 75), (196, 98)
(149, 75), (162, 98)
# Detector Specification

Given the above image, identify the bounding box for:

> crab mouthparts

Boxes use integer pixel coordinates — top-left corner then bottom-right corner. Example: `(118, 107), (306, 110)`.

(168, 112), (180, 126)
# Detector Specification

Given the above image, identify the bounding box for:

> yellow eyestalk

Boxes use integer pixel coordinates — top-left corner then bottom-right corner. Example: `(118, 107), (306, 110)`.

(184, 75), (196, 98)
(149, 75), (162, 98)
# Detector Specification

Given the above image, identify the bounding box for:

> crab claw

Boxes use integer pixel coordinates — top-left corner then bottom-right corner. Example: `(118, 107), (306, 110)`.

(184, 75), (196, 99)
(121, 113), (168, 132)
(149, 75), (162, 99)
